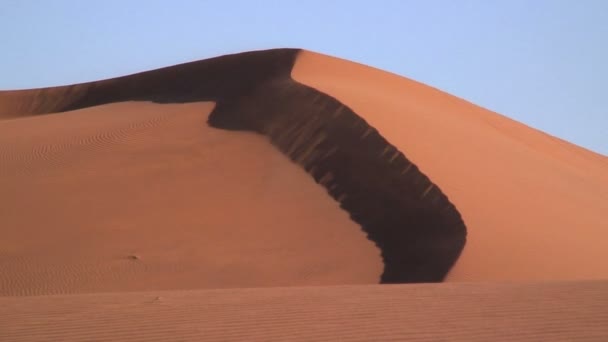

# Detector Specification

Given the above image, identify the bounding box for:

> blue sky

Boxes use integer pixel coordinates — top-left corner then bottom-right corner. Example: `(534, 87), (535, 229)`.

(1, 1), (606, 155)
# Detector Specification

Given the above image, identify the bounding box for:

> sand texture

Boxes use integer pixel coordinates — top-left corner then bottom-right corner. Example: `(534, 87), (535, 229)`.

(0, 101), (381, 295)
(293, 51), (608, 281)
(1, 48), (607, 340)
(1, 281), (607, 341)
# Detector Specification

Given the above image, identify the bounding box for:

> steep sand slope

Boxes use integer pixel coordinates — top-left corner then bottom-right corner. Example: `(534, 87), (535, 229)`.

(1, 49), (467, 286)
(293, 51), (608, 281)
(1, 48), (607, 341)
(1, 48), (607, 298)
(0, 101), (381, 295)
(1, 281), (607, 341)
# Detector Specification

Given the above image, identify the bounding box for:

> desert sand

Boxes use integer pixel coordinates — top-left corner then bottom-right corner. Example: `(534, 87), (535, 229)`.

(0, 101), (381, 295)
(2, 281), (607, 342)
(293, 51), (608, 282)
(1, 49), (607, 340)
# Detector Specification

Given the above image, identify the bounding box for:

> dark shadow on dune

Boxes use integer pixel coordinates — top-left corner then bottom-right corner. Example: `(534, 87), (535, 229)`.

(0, 48), (466, 283)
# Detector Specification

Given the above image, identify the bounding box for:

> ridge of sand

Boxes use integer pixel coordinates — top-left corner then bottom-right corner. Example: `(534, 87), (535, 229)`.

(0, 49), (300, 119)
(1, 47), (607, 342)
(1, 281), (607, 341)
(0, 48), (466, 285)
(292, 50), (608, 281)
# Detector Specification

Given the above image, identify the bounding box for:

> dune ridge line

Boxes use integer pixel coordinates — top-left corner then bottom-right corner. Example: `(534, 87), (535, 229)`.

(0, 48), (466, 283)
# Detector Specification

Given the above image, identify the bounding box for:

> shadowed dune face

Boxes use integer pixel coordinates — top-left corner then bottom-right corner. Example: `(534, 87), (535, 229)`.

(209, 80), (465, 283)
(0, 48), (467, 289)
(292, 51), (608, 281)
(0, 49), (299, 118)
(0, 102), (382, 295)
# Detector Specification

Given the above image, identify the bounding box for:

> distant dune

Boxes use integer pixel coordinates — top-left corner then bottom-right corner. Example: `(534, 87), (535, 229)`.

(1, 49), (607, 340)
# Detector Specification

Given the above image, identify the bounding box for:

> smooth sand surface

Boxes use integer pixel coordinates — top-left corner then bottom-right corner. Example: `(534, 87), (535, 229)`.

(1, 280), (607, 341)
(293, 51), (608, 282)
(0, 101), (381, 296)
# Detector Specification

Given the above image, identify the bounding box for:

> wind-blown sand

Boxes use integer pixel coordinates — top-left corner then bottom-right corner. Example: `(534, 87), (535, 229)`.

(1, 49), (607, 340)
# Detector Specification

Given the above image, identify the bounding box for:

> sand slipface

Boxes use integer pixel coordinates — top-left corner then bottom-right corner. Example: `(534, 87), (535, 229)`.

(292, 51), (608, 282)
(1, 281), (607, 341)
(0, 101), (382, 295)
(0, 48), (607, 297)
(1, 47), (607, 341)
(1, 49), (469, 290)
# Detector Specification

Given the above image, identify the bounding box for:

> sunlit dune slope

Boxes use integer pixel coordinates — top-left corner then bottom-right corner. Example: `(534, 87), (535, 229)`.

(1, 48), (607, 298)
(0, 101), (381, 295)
(293, 51), (608, 281)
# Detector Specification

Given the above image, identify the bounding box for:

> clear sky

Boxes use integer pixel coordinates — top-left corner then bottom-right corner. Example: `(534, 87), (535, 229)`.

(1, 0), (606, 155)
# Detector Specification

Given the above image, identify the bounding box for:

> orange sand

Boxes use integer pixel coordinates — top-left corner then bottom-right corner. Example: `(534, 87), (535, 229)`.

(293, 51), (608, 282)
(0, 101), (381, 296)
(1, 281), (607, 341)
(1, 49), (607, 341)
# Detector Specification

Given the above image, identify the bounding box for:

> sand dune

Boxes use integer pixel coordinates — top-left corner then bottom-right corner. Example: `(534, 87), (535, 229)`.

(1, 280), (607, 341)
(0, 101), (381, 295)
(1, 48), (607, 340)
(293, 51), (608, 281)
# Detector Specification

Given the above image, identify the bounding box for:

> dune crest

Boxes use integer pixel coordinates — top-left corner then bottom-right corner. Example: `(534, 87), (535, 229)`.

(2, 47), (607, 341)
(293, 50), (608, 281)
(1, 49), (467, 288)
(0, 101), (383, 295)
(1, 48), (607, 299)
